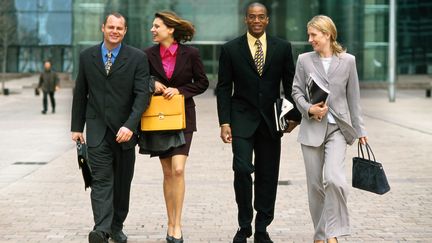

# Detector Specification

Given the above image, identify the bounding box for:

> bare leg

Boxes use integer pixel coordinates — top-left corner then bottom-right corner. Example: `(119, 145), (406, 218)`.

(327, 237), (338, 243)
(171, 155), (187, 239)
(160, 158), (175, 237)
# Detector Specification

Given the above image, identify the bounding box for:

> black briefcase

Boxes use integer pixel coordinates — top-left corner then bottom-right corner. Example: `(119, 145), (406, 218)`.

(352, 142), (390, 195)
(76, 139), (92, 190)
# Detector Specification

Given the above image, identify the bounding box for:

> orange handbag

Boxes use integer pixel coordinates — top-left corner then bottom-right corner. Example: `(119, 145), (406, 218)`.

(140, 94), (186, 131)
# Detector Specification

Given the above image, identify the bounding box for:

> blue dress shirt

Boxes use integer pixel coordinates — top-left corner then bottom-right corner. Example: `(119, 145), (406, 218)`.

(101, 42), (122, 64)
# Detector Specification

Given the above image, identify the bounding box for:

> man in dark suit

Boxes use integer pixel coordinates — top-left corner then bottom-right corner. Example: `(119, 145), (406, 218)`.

(71, 12), (150, 243)
(216, 3), (301, 243)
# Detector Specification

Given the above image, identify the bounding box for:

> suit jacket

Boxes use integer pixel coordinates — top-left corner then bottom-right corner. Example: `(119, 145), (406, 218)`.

(144, 44), (209, 133)
(292, 51), (367, 146)
(39, 70), (59, 92)
(71, 43), (151, 150)
(216, 34), (301, 138)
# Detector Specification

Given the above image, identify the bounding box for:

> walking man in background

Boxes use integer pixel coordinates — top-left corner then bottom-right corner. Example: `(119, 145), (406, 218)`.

(38, 60), (59, 114)
(216, 2), (301, 243)
(71, 12), (151, 243)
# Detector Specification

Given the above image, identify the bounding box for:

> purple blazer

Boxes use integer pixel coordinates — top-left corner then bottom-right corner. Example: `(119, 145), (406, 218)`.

(144, 44), (209, 133)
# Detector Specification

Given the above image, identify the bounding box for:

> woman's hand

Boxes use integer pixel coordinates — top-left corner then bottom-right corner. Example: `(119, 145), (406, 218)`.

(308, 101), (328, 121)
(162, 87), (180, 100)
(359, 136), (368, 145)
(154, 81), (167, 94)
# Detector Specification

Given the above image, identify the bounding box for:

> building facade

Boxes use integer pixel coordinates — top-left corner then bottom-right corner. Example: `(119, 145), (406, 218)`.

(1, 0), (431, 82)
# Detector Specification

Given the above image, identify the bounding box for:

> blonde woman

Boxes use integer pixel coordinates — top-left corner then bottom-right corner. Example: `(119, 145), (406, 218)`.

(144, 11), (209, 243)
(292, 15), (367, 243)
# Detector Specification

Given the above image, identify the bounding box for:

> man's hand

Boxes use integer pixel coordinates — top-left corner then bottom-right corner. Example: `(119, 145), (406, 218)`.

(284, 120), (299, 133)
(116, 126), (133, 143)
(72, 132), (85, 143)
(220, 125), (232, 143)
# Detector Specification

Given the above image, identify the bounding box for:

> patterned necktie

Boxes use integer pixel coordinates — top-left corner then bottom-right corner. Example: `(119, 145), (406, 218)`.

(105, 51), (112, 75)
(254, 39), (264, 76)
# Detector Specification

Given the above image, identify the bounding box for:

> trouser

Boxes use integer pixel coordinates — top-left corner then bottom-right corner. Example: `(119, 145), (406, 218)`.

(301, 123), (350, 240)
(232, 122), (281, 232)
(42, 91), (55, 112)
(88, 129), (136, 234)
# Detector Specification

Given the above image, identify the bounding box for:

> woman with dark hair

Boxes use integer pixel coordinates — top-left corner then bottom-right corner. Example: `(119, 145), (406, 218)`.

(144, 11), (209, 243)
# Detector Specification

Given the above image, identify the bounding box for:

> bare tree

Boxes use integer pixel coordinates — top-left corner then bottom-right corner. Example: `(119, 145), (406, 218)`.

(0, 0), (17, 94)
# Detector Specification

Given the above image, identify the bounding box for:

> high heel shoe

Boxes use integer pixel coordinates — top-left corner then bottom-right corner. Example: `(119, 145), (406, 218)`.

(172, 232), (183, 243)
(166, 232), (174, 243)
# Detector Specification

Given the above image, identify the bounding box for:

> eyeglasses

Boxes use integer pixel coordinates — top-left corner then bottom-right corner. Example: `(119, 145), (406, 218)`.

(247, 14), (267, 21)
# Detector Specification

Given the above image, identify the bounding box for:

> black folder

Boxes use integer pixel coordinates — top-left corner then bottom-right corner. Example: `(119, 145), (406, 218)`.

(307, 73), (330, 104)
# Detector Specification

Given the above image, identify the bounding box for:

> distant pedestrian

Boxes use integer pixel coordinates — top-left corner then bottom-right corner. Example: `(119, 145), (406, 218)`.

(291, 15), (368, 243)
(38, 60), (59, 114)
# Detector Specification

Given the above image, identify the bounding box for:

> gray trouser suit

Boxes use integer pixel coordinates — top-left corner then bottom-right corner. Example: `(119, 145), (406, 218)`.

(292, 51), (367, 240)
(301, 123), (350, 240)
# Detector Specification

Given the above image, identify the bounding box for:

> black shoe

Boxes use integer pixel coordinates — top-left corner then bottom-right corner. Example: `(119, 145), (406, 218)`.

(41, 110), (47, 114)
(233, 227), (252, 243)
(88, 230), (109, 243)
(172, 234), (183, 243)
(254, 231), (273, 243)
(111, 230), (128, 243)
(166, 233), (174, 243)
(52, 109), (55, 114)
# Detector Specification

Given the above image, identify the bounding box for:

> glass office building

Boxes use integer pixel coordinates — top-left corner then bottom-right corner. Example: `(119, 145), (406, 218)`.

(1, 0), (431, 82)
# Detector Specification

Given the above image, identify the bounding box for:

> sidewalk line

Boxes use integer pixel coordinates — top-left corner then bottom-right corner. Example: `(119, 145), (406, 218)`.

(364, 113), (432, 136)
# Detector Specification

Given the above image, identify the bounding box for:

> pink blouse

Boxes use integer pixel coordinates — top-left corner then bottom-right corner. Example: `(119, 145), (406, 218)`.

(160, 43), (178, 79)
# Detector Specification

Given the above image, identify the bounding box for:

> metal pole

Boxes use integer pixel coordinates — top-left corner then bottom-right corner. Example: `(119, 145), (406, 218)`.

(388, 0), (396, 102)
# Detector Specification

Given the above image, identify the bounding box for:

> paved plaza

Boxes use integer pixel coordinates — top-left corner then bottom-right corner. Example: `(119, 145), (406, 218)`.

(0, 75), (431, 242)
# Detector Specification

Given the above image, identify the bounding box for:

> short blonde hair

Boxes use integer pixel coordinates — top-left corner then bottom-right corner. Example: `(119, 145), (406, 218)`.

(307, 15), (345, 55)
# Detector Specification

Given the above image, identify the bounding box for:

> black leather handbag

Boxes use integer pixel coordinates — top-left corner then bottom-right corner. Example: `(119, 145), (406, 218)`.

(352, 142), (390, 195)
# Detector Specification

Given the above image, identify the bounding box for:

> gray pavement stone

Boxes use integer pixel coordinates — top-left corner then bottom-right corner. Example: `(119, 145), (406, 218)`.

(0, 75), (431, 242)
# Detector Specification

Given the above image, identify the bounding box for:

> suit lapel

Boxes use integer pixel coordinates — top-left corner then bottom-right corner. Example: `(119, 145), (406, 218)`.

(148, 45), (169, 81)
(262, 36), (276, 75)
(311, 53), (329, 84)
(238, 35), (258, 73)
(109, 44), (128, 75)
(327, 55), (341, 78)
(92, 44), (107, 76)
(170, 44), (186, 81)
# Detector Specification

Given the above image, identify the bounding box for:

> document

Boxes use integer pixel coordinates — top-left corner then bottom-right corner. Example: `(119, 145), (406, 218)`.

(274, 97), (294, 132)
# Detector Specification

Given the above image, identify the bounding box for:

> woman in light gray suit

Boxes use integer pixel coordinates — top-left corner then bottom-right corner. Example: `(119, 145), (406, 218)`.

(292, 15), (367, 243)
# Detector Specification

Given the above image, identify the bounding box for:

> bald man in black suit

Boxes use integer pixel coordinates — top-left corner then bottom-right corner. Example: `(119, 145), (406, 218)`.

(216, 3), (301, 243)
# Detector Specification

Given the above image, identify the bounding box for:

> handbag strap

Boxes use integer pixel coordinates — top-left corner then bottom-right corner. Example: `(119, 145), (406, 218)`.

(357, 142), (376, 162)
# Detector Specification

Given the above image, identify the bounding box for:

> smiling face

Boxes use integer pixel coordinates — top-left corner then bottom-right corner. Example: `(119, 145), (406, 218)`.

(307, 26), (331, 55)
(101, 15), (127, 50)
(150, 17), (174, 46)
(245, 5), (269, 38)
